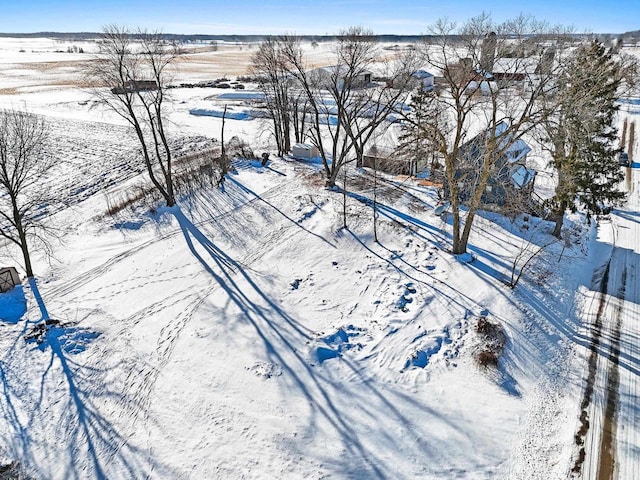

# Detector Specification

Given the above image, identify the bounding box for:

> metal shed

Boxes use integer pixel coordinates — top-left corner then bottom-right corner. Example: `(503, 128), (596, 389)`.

(0, 267), (20, 293)
(291, 143), (319, 160)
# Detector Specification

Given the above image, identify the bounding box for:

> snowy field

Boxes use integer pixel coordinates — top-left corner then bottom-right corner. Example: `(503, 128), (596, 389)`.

(0, 37), (638, 479)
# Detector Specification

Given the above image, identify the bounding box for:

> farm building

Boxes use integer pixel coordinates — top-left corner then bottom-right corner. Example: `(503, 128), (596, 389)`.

(306, 66), (373, 90)
(291, 143), (319, 160)
(111, 80), (158, 95)
(361, 145), (432, 176)
(0, 267), (20, 293)
(361, 145), (397, 171)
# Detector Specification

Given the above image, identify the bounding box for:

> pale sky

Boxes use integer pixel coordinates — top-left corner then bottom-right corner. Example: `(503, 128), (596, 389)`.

(0, 0), (637, 35)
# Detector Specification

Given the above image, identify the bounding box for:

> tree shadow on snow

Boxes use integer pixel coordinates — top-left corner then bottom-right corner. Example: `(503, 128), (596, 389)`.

(0, 286), (27, 324)
(347, 190), (451, 250)
(0, 279), (175, 479)
(228, 177), (336, 248)
(174, 207), (486, 479)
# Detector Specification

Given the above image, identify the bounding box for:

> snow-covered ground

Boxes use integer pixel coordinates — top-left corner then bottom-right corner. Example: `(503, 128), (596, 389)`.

(0, 37), (638, 479)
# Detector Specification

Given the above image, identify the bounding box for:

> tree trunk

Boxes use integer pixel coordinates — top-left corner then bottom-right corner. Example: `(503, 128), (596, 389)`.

(16, 223), (33, 277)
(457, 209), (477, 254)
(355, 145), (364, 168)
(373, 156), (378, 242)
(455, 152), (493, 254)
(342, 165), (348, 229)
(327, 161), (341, 188)
(551, 200), (567, 238)
(130, 114), (173, 207)
(629, 121), (635, 162)
(451, 209), (463, 254)
(282, 110), (291, 154)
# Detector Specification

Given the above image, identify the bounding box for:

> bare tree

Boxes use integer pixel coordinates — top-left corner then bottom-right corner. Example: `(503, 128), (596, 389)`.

(339, 30), (419, 171)
(86, 25), (178, 207)
(508, 235), (555, 288)
(250, 37), (294, 156)
(0, 110), (53, 277)
(414, 14), (568, 254)
(281, 27), (417, 188)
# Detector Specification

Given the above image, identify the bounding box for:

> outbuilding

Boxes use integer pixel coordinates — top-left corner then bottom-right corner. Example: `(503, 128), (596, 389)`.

(412, 70), (435, 91)
(0, 267), (20, 293)
(291, 143), (319, 160)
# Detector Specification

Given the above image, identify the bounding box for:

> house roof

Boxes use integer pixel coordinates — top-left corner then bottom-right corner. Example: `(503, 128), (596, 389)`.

(460, 121), (532, 167)
(493, 122), (532, 163)
(293, 143), (316, 150)
(413, 69), (434, 79)
(364, 145), (395, 158)
(492, 57), (539, 75)
(511, 165), (536, 188)
(309, 65), (373, 78)
(505, 139), (532, 164)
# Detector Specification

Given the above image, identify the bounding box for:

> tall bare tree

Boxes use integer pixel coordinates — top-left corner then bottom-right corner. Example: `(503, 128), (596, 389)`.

(334, 28), (419, 171)
(0, 110), (53, 277)
(281, 27), (417, 188)
(414, 14), (568, 254)
(629, 120), (636, 161)
(87, 25), (178, 206)
(250, 37), (294, 156)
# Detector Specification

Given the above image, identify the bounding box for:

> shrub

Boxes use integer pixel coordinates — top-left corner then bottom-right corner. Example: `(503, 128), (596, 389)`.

(225, 136), (255, 160)
(476, 350), (499, 367)
(0, 461), (35, 479)
(473, 317), (506, 369)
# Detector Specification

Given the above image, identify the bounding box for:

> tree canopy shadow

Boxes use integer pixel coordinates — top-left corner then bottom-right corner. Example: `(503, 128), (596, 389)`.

(0, 279), (176, 479)
(173, 206), (479, 478)
(0, 285), (27, 324)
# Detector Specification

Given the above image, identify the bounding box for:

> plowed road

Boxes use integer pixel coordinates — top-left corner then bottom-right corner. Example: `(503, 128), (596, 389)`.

(574, 166), (640, 479)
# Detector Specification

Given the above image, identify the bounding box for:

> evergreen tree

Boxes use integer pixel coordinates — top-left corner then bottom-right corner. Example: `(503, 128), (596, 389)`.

(396, 87), (443, 176)
(544, 40), (625, 237)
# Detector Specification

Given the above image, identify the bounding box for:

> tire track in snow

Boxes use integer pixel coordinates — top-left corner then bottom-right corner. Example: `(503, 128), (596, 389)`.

(572, 259), (627, 479)
(572, 261), (610, 476)
(46, 182), (285, 300)
(596, 266), (625, 480)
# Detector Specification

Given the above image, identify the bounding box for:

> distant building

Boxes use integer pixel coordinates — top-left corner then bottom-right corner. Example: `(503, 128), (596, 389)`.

(306, 65), (373, 90)
(480, 32), (497, 72)
(412, 70), (435, 91)
(111, 80), (158, 95)
(361, 145), (400, 171)
(441, 59), (495, 95)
